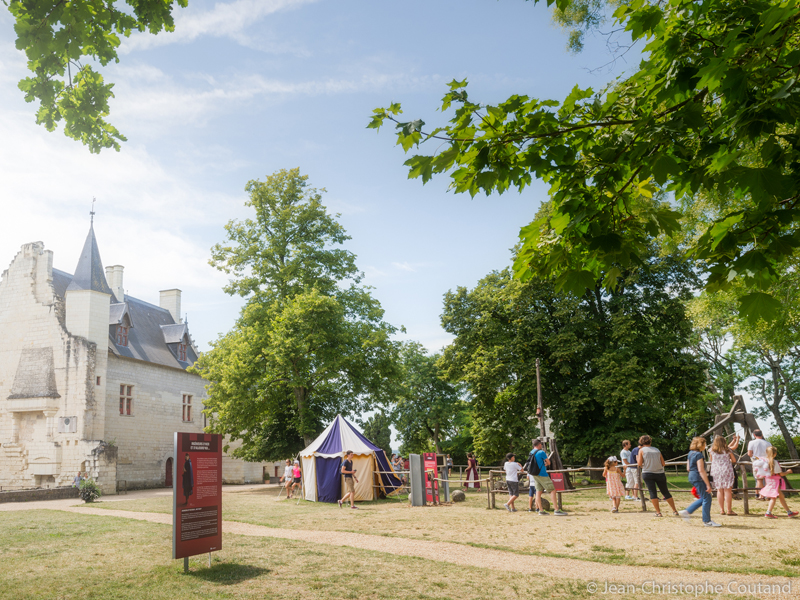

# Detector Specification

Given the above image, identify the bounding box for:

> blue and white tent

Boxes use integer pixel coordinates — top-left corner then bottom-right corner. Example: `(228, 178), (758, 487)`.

(299, 415), (402, 503)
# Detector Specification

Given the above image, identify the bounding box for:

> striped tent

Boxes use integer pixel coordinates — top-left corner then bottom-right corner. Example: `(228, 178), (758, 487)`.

(299, 415), (402, 503)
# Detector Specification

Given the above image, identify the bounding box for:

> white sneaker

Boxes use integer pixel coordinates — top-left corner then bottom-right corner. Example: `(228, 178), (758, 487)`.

(624, 495), (633, 500)
(703, 520), (722, 527)
(678, 510), (691, 522)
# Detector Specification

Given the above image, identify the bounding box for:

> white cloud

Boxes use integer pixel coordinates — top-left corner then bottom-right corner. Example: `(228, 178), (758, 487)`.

(392, 261), (416, 272)
(121, 0), (319, 53)
(108, 65), (437, 134)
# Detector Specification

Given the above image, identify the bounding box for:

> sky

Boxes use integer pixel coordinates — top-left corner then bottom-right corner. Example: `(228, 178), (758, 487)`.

(0, 0), (638, 357)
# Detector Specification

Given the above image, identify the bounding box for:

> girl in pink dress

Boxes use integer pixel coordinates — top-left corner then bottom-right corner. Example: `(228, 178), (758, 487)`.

(603, 456), (625, 513)
(758, 447), (799, 519)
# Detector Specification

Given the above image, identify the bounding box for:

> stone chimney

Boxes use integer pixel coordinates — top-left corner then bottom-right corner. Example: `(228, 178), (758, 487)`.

(105, 265), (124, 303)
(159, 289), (182, 323)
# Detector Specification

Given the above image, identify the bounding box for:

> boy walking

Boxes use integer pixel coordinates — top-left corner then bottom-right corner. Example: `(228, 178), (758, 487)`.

(503, 452), (524, 512)
(338, 450), (359, 509)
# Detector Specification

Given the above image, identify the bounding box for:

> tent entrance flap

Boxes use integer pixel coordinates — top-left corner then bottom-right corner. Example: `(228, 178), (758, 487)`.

(315, 456), (341, 503)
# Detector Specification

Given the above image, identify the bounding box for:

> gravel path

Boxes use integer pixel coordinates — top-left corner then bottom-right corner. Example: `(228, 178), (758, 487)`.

(51, 505), (797, 599)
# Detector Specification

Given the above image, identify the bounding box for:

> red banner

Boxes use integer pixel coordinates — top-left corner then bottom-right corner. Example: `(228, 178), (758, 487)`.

(173, 432), (222, 559)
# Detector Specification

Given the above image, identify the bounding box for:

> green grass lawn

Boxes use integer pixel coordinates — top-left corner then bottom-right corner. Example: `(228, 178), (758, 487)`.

(78, 479), (800, 579)
(0, 510), (597, 600)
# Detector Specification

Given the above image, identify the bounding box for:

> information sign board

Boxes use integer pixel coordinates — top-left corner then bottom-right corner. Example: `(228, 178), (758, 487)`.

(172, 432), (223, 560)
(423, 452), (439, 503)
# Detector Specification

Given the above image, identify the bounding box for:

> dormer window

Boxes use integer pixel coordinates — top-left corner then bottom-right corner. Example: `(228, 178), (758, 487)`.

(178, 342), (187, 362)
(116, 325), (129, 346)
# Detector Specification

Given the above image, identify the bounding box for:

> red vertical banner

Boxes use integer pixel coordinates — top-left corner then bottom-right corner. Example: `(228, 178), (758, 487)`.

(423, 452), (439, 503)
(173, 432), (223, 560)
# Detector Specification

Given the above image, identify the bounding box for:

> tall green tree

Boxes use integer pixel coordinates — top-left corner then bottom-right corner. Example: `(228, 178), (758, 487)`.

(192, 168), (401, 461)
(392, 342), (464, 455)
(360, 412), (393, 454)
(7, 0), (187, 152)
(690, 270), (800, 459)
(370, 0), (800, 323)
(440, 254), (709, 465)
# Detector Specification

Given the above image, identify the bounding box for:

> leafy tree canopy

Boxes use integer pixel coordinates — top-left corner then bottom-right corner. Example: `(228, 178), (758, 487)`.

(192, 169), (401, 461)
(392, 342), (465, 456)
(360, 412), (393, 455)
(370, 0), (800, 324)
(440, 251), (710, 464)
(6, 0), (186, 152)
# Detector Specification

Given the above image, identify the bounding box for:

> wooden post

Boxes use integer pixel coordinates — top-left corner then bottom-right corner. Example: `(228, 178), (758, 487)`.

(536, 359), (546, 439)
(741, 463), (749, 515)
(184, 557), (189, 573)
(638, 466), (647, 512)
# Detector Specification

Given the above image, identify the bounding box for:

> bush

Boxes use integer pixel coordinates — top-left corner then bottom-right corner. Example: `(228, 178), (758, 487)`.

(79, 479), (102, 503)
(767, 435), (800, 461)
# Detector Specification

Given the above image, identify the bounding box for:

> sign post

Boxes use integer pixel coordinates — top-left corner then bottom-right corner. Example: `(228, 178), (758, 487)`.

(173, 432), (223, 569)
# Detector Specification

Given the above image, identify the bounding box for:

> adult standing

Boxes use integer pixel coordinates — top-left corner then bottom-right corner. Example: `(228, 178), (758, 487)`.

(747, 429), (770, 499)
(528, 439), (567, 516)
(446, 454), (453, 477)
(338, 450), (359, 509)
(465, 452), (480, 489)
(72, 472), (82, 488)
(280, 459), (293, 499)
(637, 435), (679, 517)
(710, 434), (739, 515)
(620, 440), (638, 501)
(679, 437), (721, 527)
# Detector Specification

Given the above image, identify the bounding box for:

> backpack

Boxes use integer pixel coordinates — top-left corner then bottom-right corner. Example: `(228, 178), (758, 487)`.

(524, 450), (542, 477)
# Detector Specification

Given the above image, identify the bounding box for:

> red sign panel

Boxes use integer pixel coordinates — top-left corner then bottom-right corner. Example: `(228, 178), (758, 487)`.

(173, 432), (222, 559)
(423, 452), (439, 503)
(550, 472), (566, 491)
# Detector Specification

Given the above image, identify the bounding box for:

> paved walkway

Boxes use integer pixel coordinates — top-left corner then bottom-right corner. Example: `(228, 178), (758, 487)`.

(3, 489), (797, 599)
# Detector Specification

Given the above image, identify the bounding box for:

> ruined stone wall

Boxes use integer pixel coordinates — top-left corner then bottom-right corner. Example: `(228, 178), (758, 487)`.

(0, 243), (108, 490)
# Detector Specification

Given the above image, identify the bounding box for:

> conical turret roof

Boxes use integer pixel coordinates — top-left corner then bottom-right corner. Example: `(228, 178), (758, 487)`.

(66, 223), (115, 299)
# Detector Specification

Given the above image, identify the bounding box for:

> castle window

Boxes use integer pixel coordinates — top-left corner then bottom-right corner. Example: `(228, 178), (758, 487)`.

(120, 384), (133, 416)
(178, 342), (187, 362)
(116, 325), (129, 346)
(182, 394), (192, 422)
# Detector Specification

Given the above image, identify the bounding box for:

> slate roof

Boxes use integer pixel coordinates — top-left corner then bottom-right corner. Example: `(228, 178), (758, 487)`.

(65, 224), (118, 301)
(109, 302), (132, 326)
(52, 268), (198, 370)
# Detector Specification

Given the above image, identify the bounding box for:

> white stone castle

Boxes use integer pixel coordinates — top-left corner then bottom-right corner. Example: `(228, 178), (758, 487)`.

(0, 223), (268, 493)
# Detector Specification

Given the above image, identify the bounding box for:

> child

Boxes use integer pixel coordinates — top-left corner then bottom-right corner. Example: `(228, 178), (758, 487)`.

(755, 447), (799, 519)
(503, 452), (525, 512)
(603, 456), (625, 513)
(291, 460), (302, 497)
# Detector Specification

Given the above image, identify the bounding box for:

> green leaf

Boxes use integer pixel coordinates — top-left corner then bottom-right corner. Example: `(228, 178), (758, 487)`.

(556, 269), (597, 296)
(738, 292), (781, 324)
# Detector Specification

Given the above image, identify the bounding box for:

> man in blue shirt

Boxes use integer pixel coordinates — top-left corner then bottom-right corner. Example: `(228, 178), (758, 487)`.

(527, 439), (567, 516)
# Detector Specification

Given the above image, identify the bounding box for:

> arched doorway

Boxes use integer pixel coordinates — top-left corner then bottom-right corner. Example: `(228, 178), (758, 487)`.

(165, 457), (173, 488)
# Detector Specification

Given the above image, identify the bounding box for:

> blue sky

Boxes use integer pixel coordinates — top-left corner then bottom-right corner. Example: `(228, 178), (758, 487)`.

(0, 0), (635, 354)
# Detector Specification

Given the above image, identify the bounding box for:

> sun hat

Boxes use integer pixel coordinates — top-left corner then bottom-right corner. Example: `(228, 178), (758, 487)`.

(607, 456), (619, 463)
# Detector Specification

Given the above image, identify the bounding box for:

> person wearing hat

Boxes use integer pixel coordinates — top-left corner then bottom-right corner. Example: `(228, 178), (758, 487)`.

(603, 456), (625, 513)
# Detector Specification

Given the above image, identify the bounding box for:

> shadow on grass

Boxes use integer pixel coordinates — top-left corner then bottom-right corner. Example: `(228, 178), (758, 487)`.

(185, 562), (270, 585)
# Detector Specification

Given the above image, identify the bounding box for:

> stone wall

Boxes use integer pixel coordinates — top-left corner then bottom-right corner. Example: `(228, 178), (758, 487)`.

(0, 243), (105, 490)
(0, 486), (79, 504)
